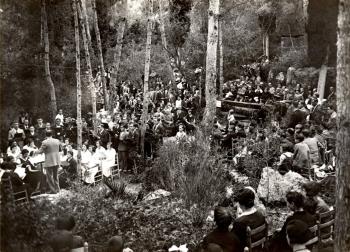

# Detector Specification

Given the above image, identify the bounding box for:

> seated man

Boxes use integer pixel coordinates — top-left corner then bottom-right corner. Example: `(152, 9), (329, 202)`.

(107, 236), (124, 252)
(269, 191), (317, 252)
(231, 188), (266, 251)
(201, 206), (242, 252)
(286, 220), (313, 252)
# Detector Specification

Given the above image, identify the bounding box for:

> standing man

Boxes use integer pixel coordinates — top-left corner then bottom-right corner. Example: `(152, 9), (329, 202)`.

(36, 131), (61, 194)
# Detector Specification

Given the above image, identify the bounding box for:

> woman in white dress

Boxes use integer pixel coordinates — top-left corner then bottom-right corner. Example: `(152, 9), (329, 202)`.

(102, 142), (116, 177)
(82, 145), (99, 184)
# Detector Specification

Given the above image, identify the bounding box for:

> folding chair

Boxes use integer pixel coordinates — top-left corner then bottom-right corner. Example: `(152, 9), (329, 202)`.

(244, 223), (269, 252)
(111, 153), (121, 179)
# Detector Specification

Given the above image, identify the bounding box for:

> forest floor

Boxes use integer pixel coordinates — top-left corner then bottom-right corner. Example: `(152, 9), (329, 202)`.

(35, 171), (290, 252)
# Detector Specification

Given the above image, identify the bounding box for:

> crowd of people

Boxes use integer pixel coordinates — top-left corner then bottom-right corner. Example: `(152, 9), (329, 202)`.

(198, 183), (333, 252)
(0, 59), (338, 251)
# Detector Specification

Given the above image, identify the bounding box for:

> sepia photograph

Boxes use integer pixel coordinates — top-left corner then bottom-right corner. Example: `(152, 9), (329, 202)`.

(0, 0), (349, 251)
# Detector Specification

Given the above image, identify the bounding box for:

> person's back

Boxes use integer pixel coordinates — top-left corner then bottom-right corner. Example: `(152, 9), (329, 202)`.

(203, 228), (242, 252)
(40, 137), (61, 168)
(303, 137), (320, 165)
(202, 207), (242, 252)
(293, 140), (310, 173)
(231, 188), (266, 251)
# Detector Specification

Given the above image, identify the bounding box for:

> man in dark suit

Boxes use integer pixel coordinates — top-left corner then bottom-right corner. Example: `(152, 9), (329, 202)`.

(36, 131), (61, 194)
(96, 123), (110, 148)
(232, 188), (267, 252)
(53, 118), (65, 140)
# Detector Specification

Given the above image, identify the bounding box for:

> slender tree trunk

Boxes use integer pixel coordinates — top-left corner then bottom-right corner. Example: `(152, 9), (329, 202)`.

(91, 0), (108, 110)
(110, 0), (127, 94)
(203, 0), (220, 126)
(265, 33), (269, 59)
(77, 0), (97, 133)
(41, 0), (57, 121)
(158, 0), (175, 84)
(81, 0), (91, 44)
(335, 0), (350, 251)
(140, 0), (153, 158)
(72, 0), (82, 174)
(218, 15), (224, 97)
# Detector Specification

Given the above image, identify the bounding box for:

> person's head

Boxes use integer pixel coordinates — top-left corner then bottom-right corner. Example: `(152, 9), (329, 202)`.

(206, 243), (224, 252)
(88, 145), (94, 153)
(13, 122), (19, 129)
(10, 143), (18, 153)
(286, 220), (313, 247)
(97, 124), (102, 132)
(21, 149), (30, 158)
(303, 181), (322, 198)
(214, 206), (232, 230)
(56, 215), (76, 231)
(235, 188), (255, 210)
(58, 109), (63, 115)
(55, 118), (61, 125)
(302, 129), (310, 138)
(37, 118), (43, 124)
(286, 191), (305, 211)
(46, 130), (53, 138)
(281, 143), (293, 153)
(24, 119), (29, 125)
(178, 124), (185, 132)
(107, 236), (124, 252)
(46, 122), (51, 130)
(295, 133), (304, 143)
(96, 140), (101, 147)
(295, 124), (303, 133)
(29, 125), (35, 132)
(107, 142), (112, 149)
(82, 144), (87, 151)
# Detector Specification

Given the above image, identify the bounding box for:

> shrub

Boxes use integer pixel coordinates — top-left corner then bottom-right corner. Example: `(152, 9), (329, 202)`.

(148, 130), (229, 226)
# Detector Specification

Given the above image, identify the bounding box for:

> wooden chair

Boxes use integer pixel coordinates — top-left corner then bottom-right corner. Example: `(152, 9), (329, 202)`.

(93, 170), (103, 185)
(318, 209), (335, 242)
(244, 223), (268, 252)
(305, 224), (319, 247)
(1, 177), (29, 206)
(110, 153), (121, 179)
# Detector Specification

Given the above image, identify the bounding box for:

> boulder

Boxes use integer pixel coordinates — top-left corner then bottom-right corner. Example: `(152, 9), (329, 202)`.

(144, 189), (171, 201)
(257, 167), (308, 203)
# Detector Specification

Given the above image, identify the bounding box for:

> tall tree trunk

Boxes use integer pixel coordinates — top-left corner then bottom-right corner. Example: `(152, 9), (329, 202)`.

(41, 0), (57, 121)
(72, 0), (82, 175)
(335, 0), (350, 251)
(158, 0), (175, 84)
(110, 0), (127, 96)
(91, 0), (108, 110)
(81, 0), (91, 44)
(78, 0), (97, 133)
(218, 15), (223, 97)
(140, 0), (153, 159)
(203, 0), (220, 126)
(265, 33), (269, 59)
